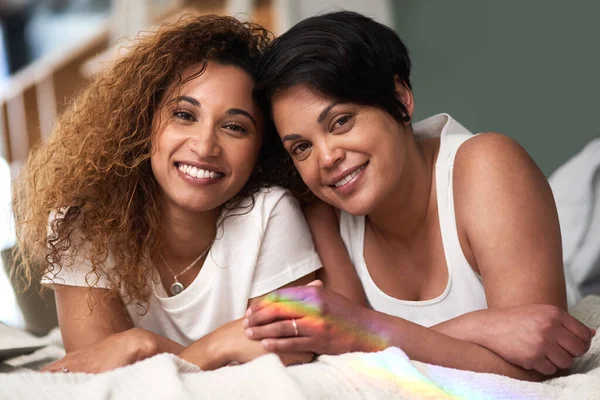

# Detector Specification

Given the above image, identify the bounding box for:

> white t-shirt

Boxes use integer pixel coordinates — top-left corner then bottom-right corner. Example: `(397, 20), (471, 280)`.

(42, 186), (322, 345)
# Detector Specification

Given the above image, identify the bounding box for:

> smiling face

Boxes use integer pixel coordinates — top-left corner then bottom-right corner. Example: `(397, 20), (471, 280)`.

(272, 84), (412, 216)
(150, 61), (263, 214)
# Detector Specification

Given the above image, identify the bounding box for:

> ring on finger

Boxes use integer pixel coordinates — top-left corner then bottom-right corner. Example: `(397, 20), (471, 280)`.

(60, 366), (69, 373)
(292, 318), (299, 337)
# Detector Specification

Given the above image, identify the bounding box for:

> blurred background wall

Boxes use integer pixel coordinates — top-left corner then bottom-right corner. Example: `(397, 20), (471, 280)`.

(393, 0), (600, 176)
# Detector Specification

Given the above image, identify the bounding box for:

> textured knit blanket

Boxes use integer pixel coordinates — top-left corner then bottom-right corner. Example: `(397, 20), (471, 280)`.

(1, 296), (599, 400)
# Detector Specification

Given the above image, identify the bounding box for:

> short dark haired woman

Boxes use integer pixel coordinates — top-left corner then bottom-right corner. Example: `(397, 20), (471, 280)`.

(245, 11), (595, 381)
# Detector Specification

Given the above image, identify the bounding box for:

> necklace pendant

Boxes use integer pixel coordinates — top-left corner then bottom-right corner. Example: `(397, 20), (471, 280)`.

(170, 281), (184, 296)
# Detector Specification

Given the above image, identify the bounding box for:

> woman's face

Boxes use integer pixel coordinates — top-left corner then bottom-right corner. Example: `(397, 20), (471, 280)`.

(150, 62), (263, 213)
(271, 84), (411, 216)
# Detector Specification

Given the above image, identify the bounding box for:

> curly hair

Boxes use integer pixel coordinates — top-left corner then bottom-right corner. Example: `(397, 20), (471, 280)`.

(12, 14), (285, 305)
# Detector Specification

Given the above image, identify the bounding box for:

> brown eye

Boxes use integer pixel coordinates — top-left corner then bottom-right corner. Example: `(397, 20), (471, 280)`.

(291, 142), (311, 155)
(173, 110), (196, 122)
(223, 123), (248, 135)
(332, 114), (353, 131)
(335, 116), (350, 127)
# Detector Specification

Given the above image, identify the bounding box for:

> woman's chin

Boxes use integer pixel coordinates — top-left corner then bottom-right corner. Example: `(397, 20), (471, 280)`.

(328, 197), (373, 217)
(164, 195), (226, 215)
(343, 205), (371, 217)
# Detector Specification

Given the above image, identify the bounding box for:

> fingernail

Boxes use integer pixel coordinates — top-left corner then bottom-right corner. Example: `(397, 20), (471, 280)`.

(245, 308), (252, 317)
(242, 319), (249, 328)
(245, 328), (253, 337)
(261, 339), (270, 349)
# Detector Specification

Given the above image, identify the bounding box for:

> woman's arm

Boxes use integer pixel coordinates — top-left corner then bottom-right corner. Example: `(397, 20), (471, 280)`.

(443, 132), (594, 373)
(54, 284), (132, 352)
(243, 285), (547, 379)
(303, 200), (367, 305)
(43, 284), (184, 373)
(46, 277), (315, 373)
(430, 304), (593, 373)
(454, 133), (566, 308)
(245, 283), (575, 381)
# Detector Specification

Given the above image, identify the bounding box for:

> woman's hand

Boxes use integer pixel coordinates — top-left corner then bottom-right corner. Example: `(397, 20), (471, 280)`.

(178, 318), (314, 370)
(224, 319), (314, 366)
(217, 319), (274, 365)
(42, 328), (158, 374)
(243, 284), (385, 355)
(462, 305), (595, 375)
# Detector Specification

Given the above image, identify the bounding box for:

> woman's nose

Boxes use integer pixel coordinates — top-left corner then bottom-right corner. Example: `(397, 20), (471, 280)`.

(188, 128), (222, 158)
(318, 140), (345, 169)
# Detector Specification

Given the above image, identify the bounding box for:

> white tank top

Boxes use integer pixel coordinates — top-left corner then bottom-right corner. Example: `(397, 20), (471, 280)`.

(339, 113), (488, 327)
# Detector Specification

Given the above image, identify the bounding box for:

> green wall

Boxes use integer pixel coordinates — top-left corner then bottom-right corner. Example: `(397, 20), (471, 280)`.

(392, 1), (600, 176)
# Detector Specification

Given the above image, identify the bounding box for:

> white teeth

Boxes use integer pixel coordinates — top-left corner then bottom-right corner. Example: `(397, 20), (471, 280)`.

(178, 163), (221, 180)
(333, 165), (365, 188)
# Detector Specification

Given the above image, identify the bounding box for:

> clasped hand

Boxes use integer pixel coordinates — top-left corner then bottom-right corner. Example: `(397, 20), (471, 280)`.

(243, 281), (385, 355)
(473, 305), (595, 375)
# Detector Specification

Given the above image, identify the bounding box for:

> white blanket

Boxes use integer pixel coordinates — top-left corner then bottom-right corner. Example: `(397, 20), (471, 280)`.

(2, 296), (600, 400)
(549, 138), (600, 300)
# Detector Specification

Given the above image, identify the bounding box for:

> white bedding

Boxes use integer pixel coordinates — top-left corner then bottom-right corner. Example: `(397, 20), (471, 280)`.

(1, 296), (599, 400)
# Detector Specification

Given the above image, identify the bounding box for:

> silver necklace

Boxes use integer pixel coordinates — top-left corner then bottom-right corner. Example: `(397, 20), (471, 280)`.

(159, 245), (211, 296)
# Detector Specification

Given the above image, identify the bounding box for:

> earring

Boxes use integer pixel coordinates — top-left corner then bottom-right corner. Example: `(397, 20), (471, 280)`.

(402, 115), (411, 123)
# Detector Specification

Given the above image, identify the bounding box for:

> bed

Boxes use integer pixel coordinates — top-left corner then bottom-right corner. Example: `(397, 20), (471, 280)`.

(1, 295), (599, 400)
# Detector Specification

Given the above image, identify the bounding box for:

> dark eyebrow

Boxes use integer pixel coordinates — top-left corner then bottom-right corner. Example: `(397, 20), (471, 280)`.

(173, 95), (200, 107)
(281, 133), (302, 144)
(282, 102), (339, 144)
(226, 108), (257, 127)
(170, 98), (256, 127)
(317, 102), (339, 124)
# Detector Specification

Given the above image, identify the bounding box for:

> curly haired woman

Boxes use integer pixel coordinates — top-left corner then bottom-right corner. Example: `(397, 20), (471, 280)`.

(11, 15), (321, 373)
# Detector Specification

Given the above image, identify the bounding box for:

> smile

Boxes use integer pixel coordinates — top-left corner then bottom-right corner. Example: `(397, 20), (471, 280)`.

(332, 164), (367, 188)
(177, 163), (224, 180)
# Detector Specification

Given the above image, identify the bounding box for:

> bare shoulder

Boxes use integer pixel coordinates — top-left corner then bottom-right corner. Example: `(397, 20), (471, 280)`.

(453, 132), (548, 202)
(455, 132), (536, 174)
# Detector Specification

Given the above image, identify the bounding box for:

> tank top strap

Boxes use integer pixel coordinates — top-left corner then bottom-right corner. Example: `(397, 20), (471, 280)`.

(430, 116), (479, 280)
(413, 113), (474, 167)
